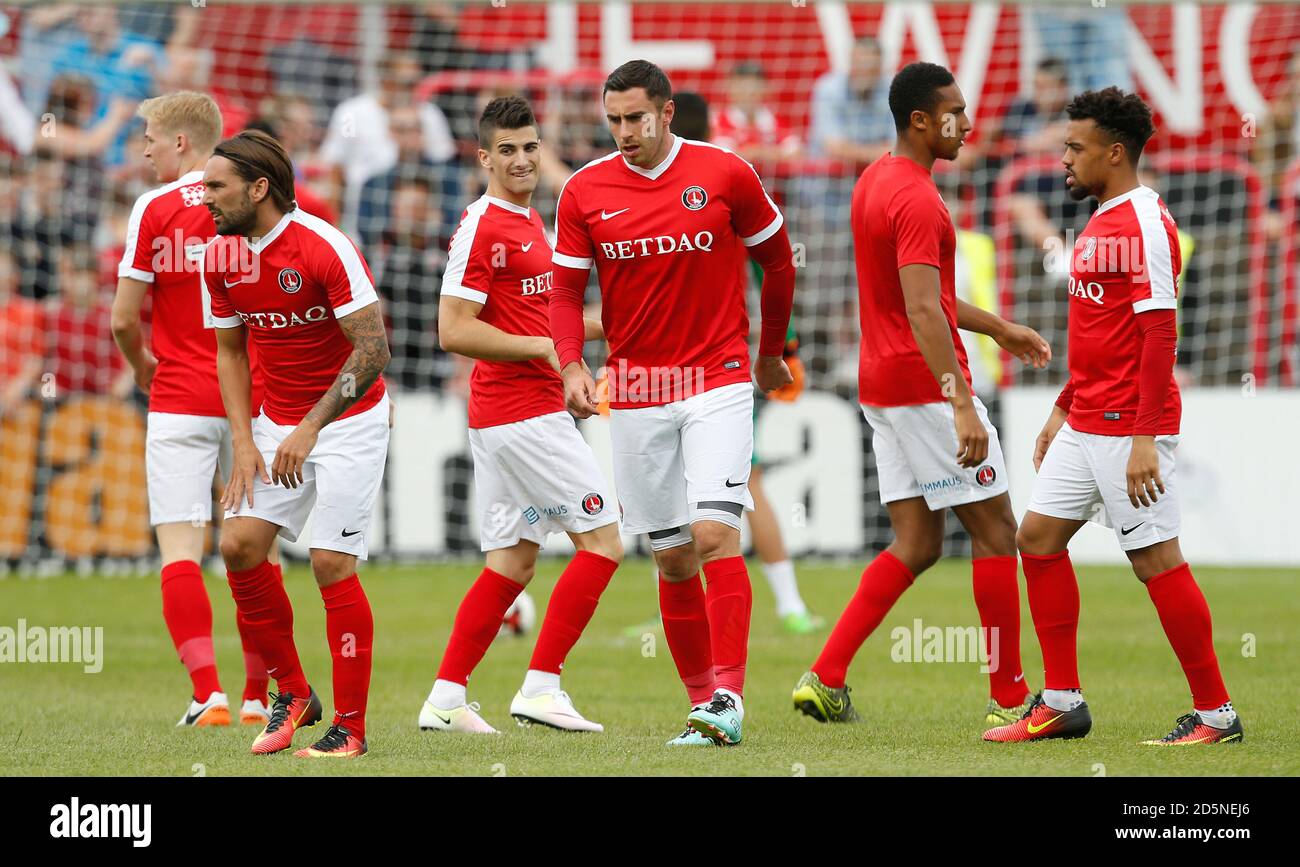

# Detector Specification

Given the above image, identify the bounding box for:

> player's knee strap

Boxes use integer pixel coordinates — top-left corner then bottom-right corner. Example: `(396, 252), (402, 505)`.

(647, 525), (693, 552)
(690, 500), (744, 531)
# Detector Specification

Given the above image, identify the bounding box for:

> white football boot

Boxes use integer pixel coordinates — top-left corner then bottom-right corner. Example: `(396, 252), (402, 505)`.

(240, 697), (271, 726)
(509, 689), (604, 732)
(418, 700), (500, 733)
(176, 691), (231, 727)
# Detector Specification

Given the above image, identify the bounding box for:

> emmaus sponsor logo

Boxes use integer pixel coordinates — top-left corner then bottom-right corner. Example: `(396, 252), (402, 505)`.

(49, 797), (151, 847)
(0, 619), (104, 673)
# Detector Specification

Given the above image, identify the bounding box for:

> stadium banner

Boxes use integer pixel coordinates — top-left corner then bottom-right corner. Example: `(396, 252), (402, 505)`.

(356, 387), (1300, 565)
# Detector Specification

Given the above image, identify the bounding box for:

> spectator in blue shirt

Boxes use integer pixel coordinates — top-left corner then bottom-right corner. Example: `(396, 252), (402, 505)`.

(808, 37), (895, 164)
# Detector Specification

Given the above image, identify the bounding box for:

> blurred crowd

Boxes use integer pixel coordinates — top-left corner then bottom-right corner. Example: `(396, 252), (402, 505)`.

(1, 2), (1297, 417)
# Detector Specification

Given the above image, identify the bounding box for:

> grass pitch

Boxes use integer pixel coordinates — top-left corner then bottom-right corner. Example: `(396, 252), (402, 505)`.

(3, 558), (1296, 776)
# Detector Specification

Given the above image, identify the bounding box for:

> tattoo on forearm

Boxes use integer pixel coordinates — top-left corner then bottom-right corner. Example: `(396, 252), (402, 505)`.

(303, 304), (390, 428)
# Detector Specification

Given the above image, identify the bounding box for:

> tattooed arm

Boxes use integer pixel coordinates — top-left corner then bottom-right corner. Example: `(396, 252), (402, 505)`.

(268, 301), (391, 489)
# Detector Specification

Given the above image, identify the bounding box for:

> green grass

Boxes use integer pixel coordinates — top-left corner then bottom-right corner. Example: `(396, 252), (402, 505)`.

(3, 558), (1296, 776)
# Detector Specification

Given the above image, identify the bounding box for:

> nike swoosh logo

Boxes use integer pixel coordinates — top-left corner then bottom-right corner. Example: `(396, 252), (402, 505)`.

(1026, 713), (1063, 734)
(522, 242), (534, 252)
(1121, 522), (1145, 536)
(183, 706), (208, 725)
(1013, 673), (1025, 683)
(601, 208), (630, 220)
(822, 695), (845, 714)
(428, 707), (452, 725)
(341, 529), (361, 538)
(724, 479), (746, 488)
(223, 277), (246, 288)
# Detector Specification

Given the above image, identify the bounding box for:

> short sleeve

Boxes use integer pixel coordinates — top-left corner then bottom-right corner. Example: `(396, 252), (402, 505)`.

(551, 177), (593, 269)
(728, 151), (783, 246)
(441, 210), (496, 305)
(1131, 197), (1180, 314)
(117, 193), (157, 283)
(318, 236), (379, 318)
(202, 244), (242, 329)
(889, 187), (948, 270)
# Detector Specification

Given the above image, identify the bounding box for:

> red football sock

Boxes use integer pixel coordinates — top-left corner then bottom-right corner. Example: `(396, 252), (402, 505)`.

(436, 568), (524, 686)
(972, 555), (1029, 707)
(529, 551), (619, 675)
(235, 607), (268, 704)
(1022, 551), (1081, 690)
(321, 575), (373, 738)
(812, 550), (914, 689)
(160, 560), (220, 701)
(703, 556), (752, 697)
(226, 560), (309, 697)
(658, 573), (715, 706)
(1145, 562), (1230, 710)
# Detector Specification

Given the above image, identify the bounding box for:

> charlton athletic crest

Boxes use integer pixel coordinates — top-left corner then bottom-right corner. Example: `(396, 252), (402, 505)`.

(278, 268), (303, 293)
(976, 465), (997, 488)
(681, 185), (707, 210)
(581, 492), (605, 516)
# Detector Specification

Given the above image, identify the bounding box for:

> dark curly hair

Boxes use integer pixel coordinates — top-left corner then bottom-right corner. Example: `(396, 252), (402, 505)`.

(478, 95), (537, 148)
(888, 62), (956, 133)
(1065, 87), (1155, 166)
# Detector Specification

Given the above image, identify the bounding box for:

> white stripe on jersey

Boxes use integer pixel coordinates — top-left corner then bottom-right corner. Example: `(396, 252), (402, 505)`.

(289, 209), (380, 318)
(442, 196), (492, 305)
(1129, 188), (1178, 314)
(682, 138), (786, 246)
(117, 169), (206, 283)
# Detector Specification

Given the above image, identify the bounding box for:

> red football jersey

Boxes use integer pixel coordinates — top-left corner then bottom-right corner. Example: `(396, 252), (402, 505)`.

(50, 302), (124, 396)
(442, 195), (564, 429)
(119, 170), (265, 415)
(203, 209), (386, 426)
(1066, 185), (1182, 436)
(851, 155), (971, 407)
(712, 105), (800, 155)
(552, 136), (783, 408)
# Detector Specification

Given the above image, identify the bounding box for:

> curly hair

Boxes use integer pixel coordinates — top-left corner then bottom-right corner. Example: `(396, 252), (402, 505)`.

(888, 62), (957, 133)
(1065, 87), (1155, 165)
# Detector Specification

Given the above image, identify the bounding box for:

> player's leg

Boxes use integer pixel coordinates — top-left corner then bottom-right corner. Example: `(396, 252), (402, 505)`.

(795, 496), (941, 723)
(951, 492), (1033, 720)
(147, 412), (233, 727)
(794, 403), (940, 724)
(420, 417), (548, 734)
(1098, 434), (1240, 745)
(609, 401), (716, 744)
(292, 395), (390, 758)
(674, 382), (758, 746)
(986, 423), (1096, 743)
(747, 463), (822, 633)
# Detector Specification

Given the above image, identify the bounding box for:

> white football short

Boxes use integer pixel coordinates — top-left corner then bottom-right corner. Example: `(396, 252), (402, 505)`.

(469, 410), (618, 552)
(1027, 422), (1181, 551)
(225, 393), (390, 559)
(861, 395), (1009, 510)
(146, 412), (231, 526)
(609, 381), (755, 545)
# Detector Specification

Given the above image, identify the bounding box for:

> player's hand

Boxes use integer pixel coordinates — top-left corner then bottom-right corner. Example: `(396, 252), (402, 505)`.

(767, 354), (805, 402)
(133, 351), (159, 393)
(953, 402), (988, 468)
(754, 354), (793, 393)
(995, 323), (1051, 370)
(1033, 405), (1068, 472)
(224, 439), (270, 512)
(1126, 435), (1164, 508)
(561, 361), (599, 419)
(271, 423), (319, 489)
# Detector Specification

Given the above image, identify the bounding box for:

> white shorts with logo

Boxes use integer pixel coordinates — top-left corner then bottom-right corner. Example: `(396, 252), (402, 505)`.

(146, 412), (231, 526)
(224, 393), (390, 559)
(609, 381), (755, 537)
(1027, 422), (1180, 551)
(861, 395), (1009, 510)
(469, 410), (617, 552)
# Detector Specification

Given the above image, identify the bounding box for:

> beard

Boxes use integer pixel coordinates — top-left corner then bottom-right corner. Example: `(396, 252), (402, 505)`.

(1067, 182), (1092, 202)
(212, 194), (257, 236)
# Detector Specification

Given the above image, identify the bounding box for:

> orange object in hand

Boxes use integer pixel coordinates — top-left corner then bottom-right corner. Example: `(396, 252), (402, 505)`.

(767, 354), (805, 402)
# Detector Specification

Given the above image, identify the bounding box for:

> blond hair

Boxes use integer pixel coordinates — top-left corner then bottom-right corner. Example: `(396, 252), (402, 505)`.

(137, 91), (223, 156)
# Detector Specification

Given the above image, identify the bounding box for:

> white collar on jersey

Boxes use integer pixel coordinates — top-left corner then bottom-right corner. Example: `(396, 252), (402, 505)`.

(483, 194), (531, 216)
(621, 133), (683, 180)
(1094, 184), (1152, 214)
(178, 170), (204, 185)
(247, 209), (295, 253)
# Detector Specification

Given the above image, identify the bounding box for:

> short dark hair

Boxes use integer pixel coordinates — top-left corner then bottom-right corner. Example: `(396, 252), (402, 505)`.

(478, 95), (537, 148)
(1037, 57), (1068, 81)
(670, 91), (709, 141)
(603, 59), (672, 105)
(213, 129), (296, 212)
(888, 62), (956, 132)
(1065, 87), (1155, 165)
